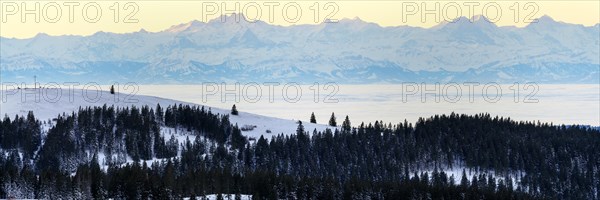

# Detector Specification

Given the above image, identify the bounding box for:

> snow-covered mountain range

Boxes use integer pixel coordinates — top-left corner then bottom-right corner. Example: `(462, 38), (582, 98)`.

(1, 14), (599, 84)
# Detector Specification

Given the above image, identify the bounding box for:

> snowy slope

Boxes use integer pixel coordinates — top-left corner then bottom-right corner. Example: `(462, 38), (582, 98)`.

(0, 88), (334, 139)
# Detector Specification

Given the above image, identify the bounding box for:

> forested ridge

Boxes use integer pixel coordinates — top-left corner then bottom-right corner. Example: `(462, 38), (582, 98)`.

(0, 104), (598, 199)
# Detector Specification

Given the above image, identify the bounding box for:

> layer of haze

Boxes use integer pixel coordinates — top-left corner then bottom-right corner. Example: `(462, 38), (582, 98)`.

(135, 84), (600, 126)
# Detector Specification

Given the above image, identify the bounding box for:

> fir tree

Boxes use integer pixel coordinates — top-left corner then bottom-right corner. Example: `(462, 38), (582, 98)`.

(342, 115), (351, 133)
(328, 112), (337, 126)
(156, 104), (164, 123)
(310, 112), (317, 123)
(460, 169), (470, 189)
(297, 121), (305, 135)
(231, 104), (239, 115)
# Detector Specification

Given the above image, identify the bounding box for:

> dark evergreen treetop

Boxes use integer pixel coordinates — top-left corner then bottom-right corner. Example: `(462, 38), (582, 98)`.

(329, 112), (337, 126)
(342, 115), (351, 133)
(231, 104), (238, 115)
(310, 112), (317, 124)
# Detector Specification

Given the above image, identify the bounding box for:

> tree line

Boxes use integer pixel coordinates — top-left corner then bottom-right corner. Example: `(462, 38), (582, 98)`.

(0, 104), (599, 199)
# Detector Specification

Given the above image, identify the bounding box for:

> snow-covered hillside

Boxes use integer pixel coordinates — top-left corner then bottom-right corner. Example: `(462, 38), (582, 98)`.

(1, 88), (334, 139)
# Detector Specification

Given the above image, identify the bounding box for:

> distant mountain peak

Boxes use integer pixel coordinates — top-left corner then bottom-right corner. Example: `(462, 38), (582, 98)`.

(337, 17), (375, 25)
(228, 29), (273, 47)
(471, 15), (489, 22)
(33, 32), (51, 38)
(326, 16), (380, 30)
(209, 13), (249, 24)
(526, 15), (563, 29)
(463, 15), (498, 26)
(203, 13), (271, 29)
(434, 15), (497, 29)
(163, 13), (269, 33)
(165, 20), (204, 33)
(536, 15), (556, 23)
(238, 29), (259, 40)
(338, 17), (365, 23)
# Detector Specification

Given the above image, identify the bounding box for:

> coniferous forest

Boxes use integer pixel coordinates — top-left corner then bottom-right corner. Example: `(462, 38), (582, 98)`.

(0, 104), (599, 199)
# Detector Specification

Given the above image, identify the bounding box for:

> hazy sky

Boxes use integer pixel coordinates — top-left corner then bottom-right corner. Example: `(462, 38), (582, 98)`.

(1, 0), (599, 38)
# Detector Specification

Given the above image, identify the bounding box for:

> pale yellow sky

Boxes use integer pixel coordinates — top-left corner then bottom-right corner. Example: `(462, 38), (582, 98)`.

(1, 1), (598, 39)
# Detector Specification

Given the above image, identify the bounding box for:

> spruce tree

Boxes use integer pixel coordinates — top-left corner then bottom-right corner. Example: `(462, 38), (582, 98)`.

(110, 85), (115, 94)
(310, 112), (317, 123)
(460, 169), (469, 189)
(328, 112), (337, 126)
(156, 104), (163, 123)
(231, 104), (239, 115)
(342, 115), (351, 133)
(297, 121), (305, 135)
